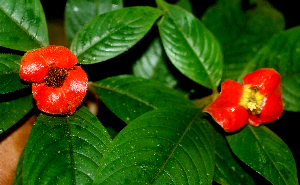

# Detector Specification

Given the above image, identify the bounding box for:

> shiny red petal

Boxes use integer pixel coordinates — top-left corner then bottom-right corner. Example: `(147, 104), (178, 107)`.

(20, 50), (49, 82)
(41, 46), (78, 68)
(204, 80), (249, 132)
(243, 68), (281, 94)
(243, 68), (283, 126)
(248, 84), (283, 126)
(62, 66), (88, 114)
(32, 66), (88, 115)
(206, 80), (243, 108)
(20, 46), (78, 83)
(32, 83), (69, 114)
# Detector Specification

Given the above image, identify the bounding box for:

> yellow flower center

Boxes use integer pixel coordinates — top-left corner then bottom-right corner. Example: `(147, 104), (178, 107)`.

(239, 85), (264, 115)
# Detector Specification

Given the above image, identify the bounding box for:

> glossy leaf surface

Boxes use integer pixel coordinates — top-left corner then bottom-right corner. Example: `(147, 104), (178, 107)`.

(132, 37), (177, 88)
(94, 107), (215, 184)
(212, 128), (255, 185)
(157, 0), (223, 89)
(0, 0), (49, 51)
(13, 147), (25, 185)
(0, 54), (28, 94)
(91, 75), (195, 124)
(202, 0), (285, 81)
(65, 0), (123, 44)
(71, 6), (162, 64)
(0, 94), (33, 135)
(22, 106), (112, 185)
(176, 0), (193, 12)
(226, 125), (298, 185)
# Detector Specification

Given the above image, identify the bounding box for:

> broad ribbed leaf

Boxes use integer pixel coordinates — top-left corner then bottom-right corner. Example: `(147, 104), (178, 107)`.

(226, 125), (298, 185)
(91, 75), (196, 123)
(0, 54), (28, 94)
(70, 6), (162, 64)
(13, 147), (25, 185)
(176, 0), (193, 12)
(157, 0), (222, 89)
(0, 94), (33, 135)
(240, 26), (300, 112)
(65, 0), (123, 44)
(132, 37), (177, 88)
(202, 0), (285, 81)
(94, 107), (215, 184)
(212, 128), (255, 185)
(22, 106), (112, 185)
(0, 0), (49, 51)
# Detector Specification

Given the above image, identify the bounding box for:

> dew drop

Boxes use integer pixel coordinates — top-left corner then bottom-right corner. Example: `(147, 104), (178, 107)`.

(73, 5), (79, 12)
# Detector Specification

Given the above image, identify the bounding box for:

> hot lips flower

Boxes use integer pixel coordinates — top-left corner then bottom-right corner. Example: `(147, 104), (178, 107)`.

(204, 68), (283, 132)
(20, 46), (88, 115)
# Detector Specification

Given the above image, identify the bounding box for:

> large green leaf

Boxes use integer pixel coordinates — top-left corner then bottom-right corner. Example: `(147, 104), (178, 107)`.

(0, 0), (49, 51)
(0, 94), (33, 135)
(176, 0), (193, 13)
(91, 75), (196, 124)
(157, 0), (223, 89)
(22, 106), (112, 185)
(13, 147), (25, 185)
(240, 26), (300, 112)
(226, 125), (298, 185)
(65, 0), (123, 44)
(0, 54), (29, 94)
(212, 127), (255, 185)
(70, 6), (162, 64)
(94, 107), (215, 184)
(132, 37), (177, 88)
(202, 0), (285, 81)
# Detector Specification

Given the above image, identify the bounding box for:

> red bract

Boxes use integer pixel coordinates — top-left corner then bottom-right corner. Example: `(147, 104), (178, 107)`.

(20, 46), (88, 115)
(204, 68), (283, 132)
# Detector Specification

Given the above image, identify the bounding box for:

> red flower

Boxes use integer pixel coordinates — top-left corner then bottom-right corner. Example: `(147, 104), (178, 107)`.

(204, 68), (283, 132)
(20, 46), (88, 115)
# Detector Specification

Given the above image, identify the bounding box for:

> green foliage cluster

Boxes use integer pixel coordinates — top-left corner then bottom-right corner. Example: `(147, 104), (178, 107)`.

(0, 0), (299, 184)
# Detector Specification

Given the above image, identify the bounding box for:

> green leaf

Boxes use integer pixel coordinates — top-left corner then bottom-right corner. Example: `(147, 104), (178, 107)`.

(281, 74), (300, 112)
(202, 0), (285, 81)
(0, 0), (49, 51)
(226, 125), (298, 185)
(240, 26), (300, 112)
(65, 0), (123, 44)
(157, 0), (223, 89)
(0, 94), (33, 135)
(132, 37), (177, 88)
(91, 75), (196, 123)
(212, 128), (255, 185)
(0, 54), (29, 94)
(22, 106), (112, 185)
(176, 0), (193, 13)
(94, 107), (215, 184)
(13, 147), (25, 185)
(70, 6), (162, 64)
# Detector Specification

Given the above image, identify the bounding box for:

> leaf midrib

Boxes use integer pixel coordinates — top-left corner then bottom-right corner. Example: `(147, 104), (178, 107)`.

(151, 108), (202, 184)
(249, 126), (288, 185)
(0, 2), (43, 48)
(75, 8), (160, 60)
(91, 82), (158, 110)
(161, 4), (216, 89)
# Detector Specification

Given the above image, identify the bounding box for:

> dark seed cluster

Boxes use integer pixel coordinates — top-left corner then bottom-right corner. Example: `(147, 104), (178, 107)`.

(44, 67), (68, 88)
